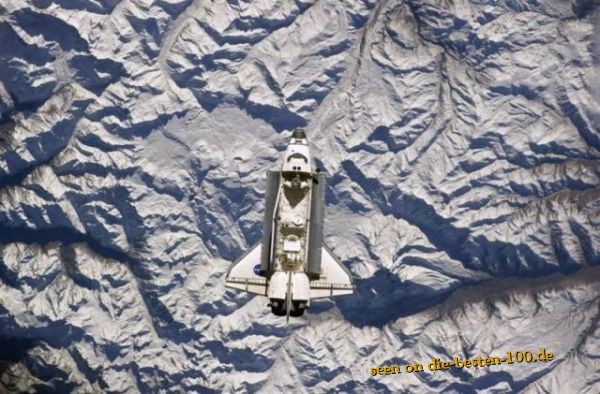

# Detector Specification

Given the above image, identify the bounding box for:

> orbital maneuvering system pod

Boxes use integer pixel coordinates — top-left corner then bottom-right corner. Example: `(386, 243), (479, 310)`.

(225, 129), (354, 320)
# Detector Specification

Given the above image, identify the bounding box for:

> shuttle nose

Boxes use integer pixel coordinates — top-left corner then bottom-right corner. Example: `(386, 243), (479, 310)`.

(291, 129), (306, 140)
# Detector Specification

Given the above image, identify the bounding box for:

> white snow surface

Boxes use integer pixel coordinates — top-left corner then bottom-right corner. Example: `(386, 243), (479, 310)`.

(0, 0), (599, 392)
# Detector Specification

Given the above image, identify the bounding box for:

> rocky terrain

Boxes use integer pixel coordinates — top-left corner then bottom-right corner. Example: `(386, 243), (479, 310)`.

(0, 0), (599, 392)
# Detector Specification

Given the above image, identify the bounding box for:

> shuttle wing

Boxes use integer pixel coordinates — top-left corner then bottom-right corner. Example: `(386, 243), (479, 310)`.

(310, 246), (354, 299)
(225, 243), (267, 295)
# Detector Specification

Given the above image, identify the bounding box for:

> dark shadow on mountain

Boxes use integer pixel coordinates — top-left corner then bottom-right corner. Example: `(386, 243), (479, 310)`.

(227, 321), (290, 341)
(358, 114), (428, 153)
(55, 162), (137, 179)
(363, 378), (397, 392)
(0, 304), (86, 350)
(195, 1), (313, 46)
(466, 236), (576, 276)
(0, 92), (92, 192)
(104, 112), (184, 139)
(489, 84), (539, 101)
(236, 99), (307, 132)
(0, 23), (53, 67)
(342, 160), (471, 263)
(573, 0), (599, 19)
(0, 22), (55, 114)
(0, 226), (204, 346)
(0, 336), (35, 370)
(444, 382), (477, 394)
(558, 89), (600, 149)
(32, 0), (120, 14)
(139, 172), (185, 201)
(204, 340), (274, 373)
(340, 159), (585, 278)
(472, 370), (515, 391)
(570, 219), (599, 266)
(156, 0), (193, 16)
(367, 125), (397, 151)
(27, 357), (78, 393)
(86, 105), (130, 123)
(0, 226), (136, 271)
(0, 151), (34, 191)
(142, 291), (203, 343)
(69, 55), (125, 96)
(287, 89), (329, 108)
(60, 245), (101, 290)
(335, 268), (456, 327)
(13, 9), (88, 52)
(195, 204), (243, 262)
(69, 347), (101, 386)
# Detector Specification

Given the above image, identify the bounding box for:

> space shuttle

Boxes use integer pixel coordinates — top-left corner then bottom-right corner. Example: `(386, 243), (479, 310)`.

(225, 129), (354, 320)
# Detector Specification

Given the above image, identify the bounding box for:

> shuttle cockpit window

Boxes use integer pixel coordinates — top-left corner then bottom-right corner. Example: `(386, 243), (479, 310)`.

(286, 153), (308, 163)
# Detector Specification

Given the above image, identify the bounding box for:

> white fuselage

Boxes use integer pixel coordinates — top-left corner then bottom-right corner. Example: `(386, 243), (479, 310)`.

(266, 136), (313, 307)
(224, 130), (354, 319)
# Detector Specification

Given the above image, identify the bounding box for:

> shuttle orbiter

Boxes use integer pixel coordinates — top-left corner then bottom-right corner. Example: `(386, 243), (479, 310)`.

(225, 129), (354, 320)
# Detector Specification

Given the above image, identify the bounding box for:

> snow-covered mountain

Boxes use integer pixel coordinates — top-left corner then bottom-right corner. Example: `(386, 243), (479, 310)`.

(0, 0), (599, 392)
